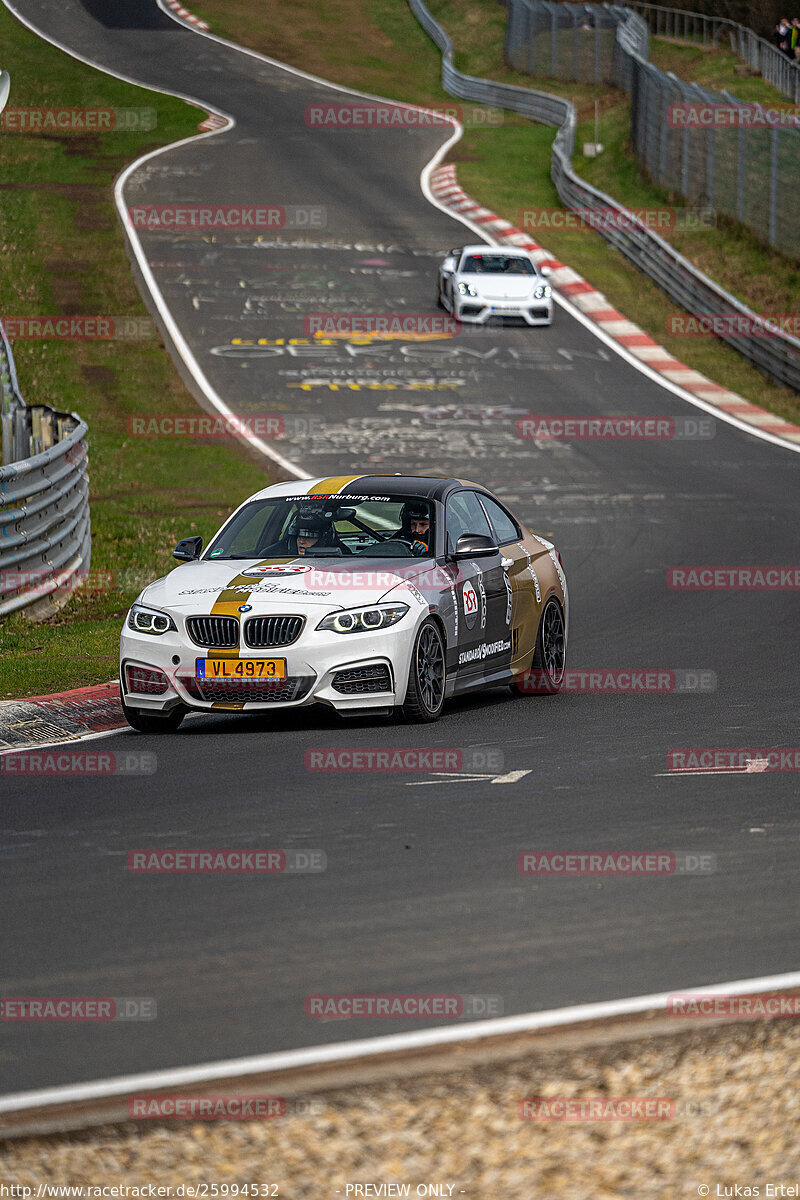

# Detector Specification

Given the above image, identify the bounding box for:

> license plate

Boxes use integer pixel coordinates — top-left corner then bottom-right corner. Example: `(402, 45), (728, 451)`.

(196, 658), (286, 680)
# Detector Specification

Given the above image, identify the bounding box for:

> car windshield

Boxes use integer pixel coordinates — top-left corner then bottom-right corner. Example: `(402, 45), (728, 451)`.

(204, 494), (435, 559)
(461, 254), (535, 275)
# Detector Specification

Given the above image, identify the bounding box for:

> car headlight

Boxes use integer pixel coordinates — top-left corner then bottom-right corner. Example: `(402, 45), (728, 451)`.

(457, 282), (478, 297)
(533, 284), (552, 299)
(127, 603), (177, 636)
(317, 603), (409, 634)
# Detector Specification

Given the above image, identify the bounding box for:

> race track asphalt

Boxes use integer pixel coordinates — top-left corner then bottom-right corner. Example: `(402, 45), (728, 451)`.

(1, 0), (798, 1092)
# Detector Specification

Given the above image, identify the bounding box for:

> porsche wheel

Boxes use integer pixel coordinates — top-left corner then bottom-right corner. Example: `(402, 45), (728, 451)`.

(122, 700), (186, 733)
(401, 618), (446, 723)
(512, 598), (565, 695)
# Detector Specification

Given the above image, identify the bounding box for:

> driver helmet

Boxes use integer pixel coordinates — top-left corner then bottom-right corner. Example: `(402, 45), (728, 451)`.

(292, 511), (334, 552)
(401, 500), (431, 546)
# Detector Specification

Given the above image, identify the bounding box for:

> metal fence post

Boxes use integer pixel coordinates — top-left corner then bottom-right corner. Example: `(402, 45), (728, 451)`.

(769, 128), (779, 248)
(706, 122), (715, 211)
(736, 125), (745, 225)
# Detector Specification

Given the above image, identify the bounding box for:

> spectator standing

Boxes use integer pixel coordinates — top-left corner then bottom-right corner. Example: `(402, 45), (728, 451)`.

(775, 17), (792, 56)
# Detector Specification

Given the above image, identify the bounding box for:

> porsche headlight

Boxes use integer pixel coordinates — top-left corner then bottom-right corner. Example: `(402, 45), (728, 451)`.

(533, 284), (552, 299)
(127, 603), (177, 636)
(317, 603), (409, 634)
(458, 282), (478, 297)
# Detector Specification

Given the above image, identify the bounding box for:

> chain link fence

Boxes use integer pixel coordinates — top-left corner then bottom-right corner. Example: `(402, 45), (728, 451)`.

(505, 0), (800, 260)
(620, 2), (800, 104)
(0, 319), (92, 621)
(409, 0), (800, 392)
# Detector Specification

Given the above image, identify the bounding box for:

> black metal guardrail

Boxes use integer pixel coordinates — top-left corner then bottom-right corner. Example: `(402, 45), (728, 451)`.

(0, 320), (91, 621)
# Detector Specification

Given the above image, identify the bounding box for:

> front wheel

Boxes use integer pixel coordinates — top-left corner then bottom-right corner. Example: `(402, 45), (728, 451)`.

(400, 618), (446, 723)
(511, 598), (566, 695)
(122, 700), (186, 732)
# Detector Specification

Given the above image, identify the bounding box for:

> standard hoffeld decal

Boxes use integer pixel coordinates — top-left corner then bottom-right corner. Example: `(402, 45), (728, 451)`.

(549, 548), (567, 595)
(503, 564), (513, 626)
(448, 573), (459, 641)
(476, 571), (487, 631)
(458, 637), (512, 666)
(520, 544), (541, 602)
(462, 579), (479, 630)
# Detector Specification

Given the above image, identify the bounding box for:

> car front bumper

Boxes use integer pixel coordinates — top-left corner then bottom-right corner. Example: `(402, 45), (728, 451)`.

(119, 616), (421, 714)
(454, 296), (553, 325)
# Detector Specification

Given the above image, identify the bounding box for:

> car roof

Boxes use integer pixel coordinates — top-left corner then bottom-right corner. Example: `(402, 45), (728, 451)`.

(243, 474), (485, 505)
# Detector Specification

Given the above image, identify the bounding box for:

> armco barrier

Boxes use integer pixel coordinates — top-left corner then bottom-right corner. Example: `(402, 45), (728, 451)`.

(0, 320), (91, 621)
(408, 0), (800, 394)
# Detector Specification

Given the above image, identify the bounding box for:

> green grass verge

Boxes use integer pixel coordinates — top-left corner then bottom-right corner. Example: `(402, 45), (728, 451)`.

(196, 0), (800, 429)
(0, 3), (271, 698)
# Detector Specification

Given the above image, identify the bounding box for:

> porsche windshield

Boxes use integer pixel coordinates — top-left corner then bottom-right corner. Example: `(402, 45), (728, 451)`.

(460, 254), (535, 275)
(205, 495), (435, 559)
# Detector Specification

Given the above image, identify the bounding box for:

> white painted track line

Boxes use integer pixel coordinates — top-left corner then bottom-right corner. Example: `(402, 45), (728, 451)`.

(2, 971), (799, 1113)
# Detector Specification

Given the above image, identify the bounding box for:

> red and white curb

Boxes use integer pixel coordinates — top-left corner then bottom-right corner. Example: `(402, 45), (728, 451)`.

(430, 164), (800, 447)
(163, 0), (209, 31)
(198, 113), (228, 132)
(0, 682), (124, 751)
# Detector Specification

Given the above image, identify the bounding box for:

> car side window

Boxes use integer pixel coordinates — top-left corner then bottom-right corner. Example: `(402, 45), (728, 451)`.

(477, 494), (521, 545)
(445, 491), (493, 551)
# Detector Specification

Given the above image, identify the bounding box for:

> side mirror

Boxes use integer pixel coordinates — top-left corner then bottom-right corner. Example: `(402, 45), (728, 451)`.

(539, 265), (552, 278)
(452, 533), (499, 559)
(173, 536), (203, 562)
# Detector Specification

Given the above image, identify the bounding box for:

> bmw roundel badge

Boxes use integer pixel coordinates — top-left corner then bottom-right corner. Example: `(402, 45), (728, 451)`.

(238, 604), (252, 613)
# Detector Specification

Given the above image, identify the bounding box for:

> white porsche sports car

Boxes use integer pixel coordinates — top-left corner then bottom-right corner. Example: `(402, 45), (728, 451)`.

(437, 245), (553, 326)
(120, 474), (568, 731)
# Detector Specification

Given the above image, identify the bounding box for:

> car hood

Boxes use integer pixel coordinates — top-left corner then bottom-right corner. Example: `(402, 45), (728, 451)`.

(140, 557), (440, 611)
(461, 273), (537, 301)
